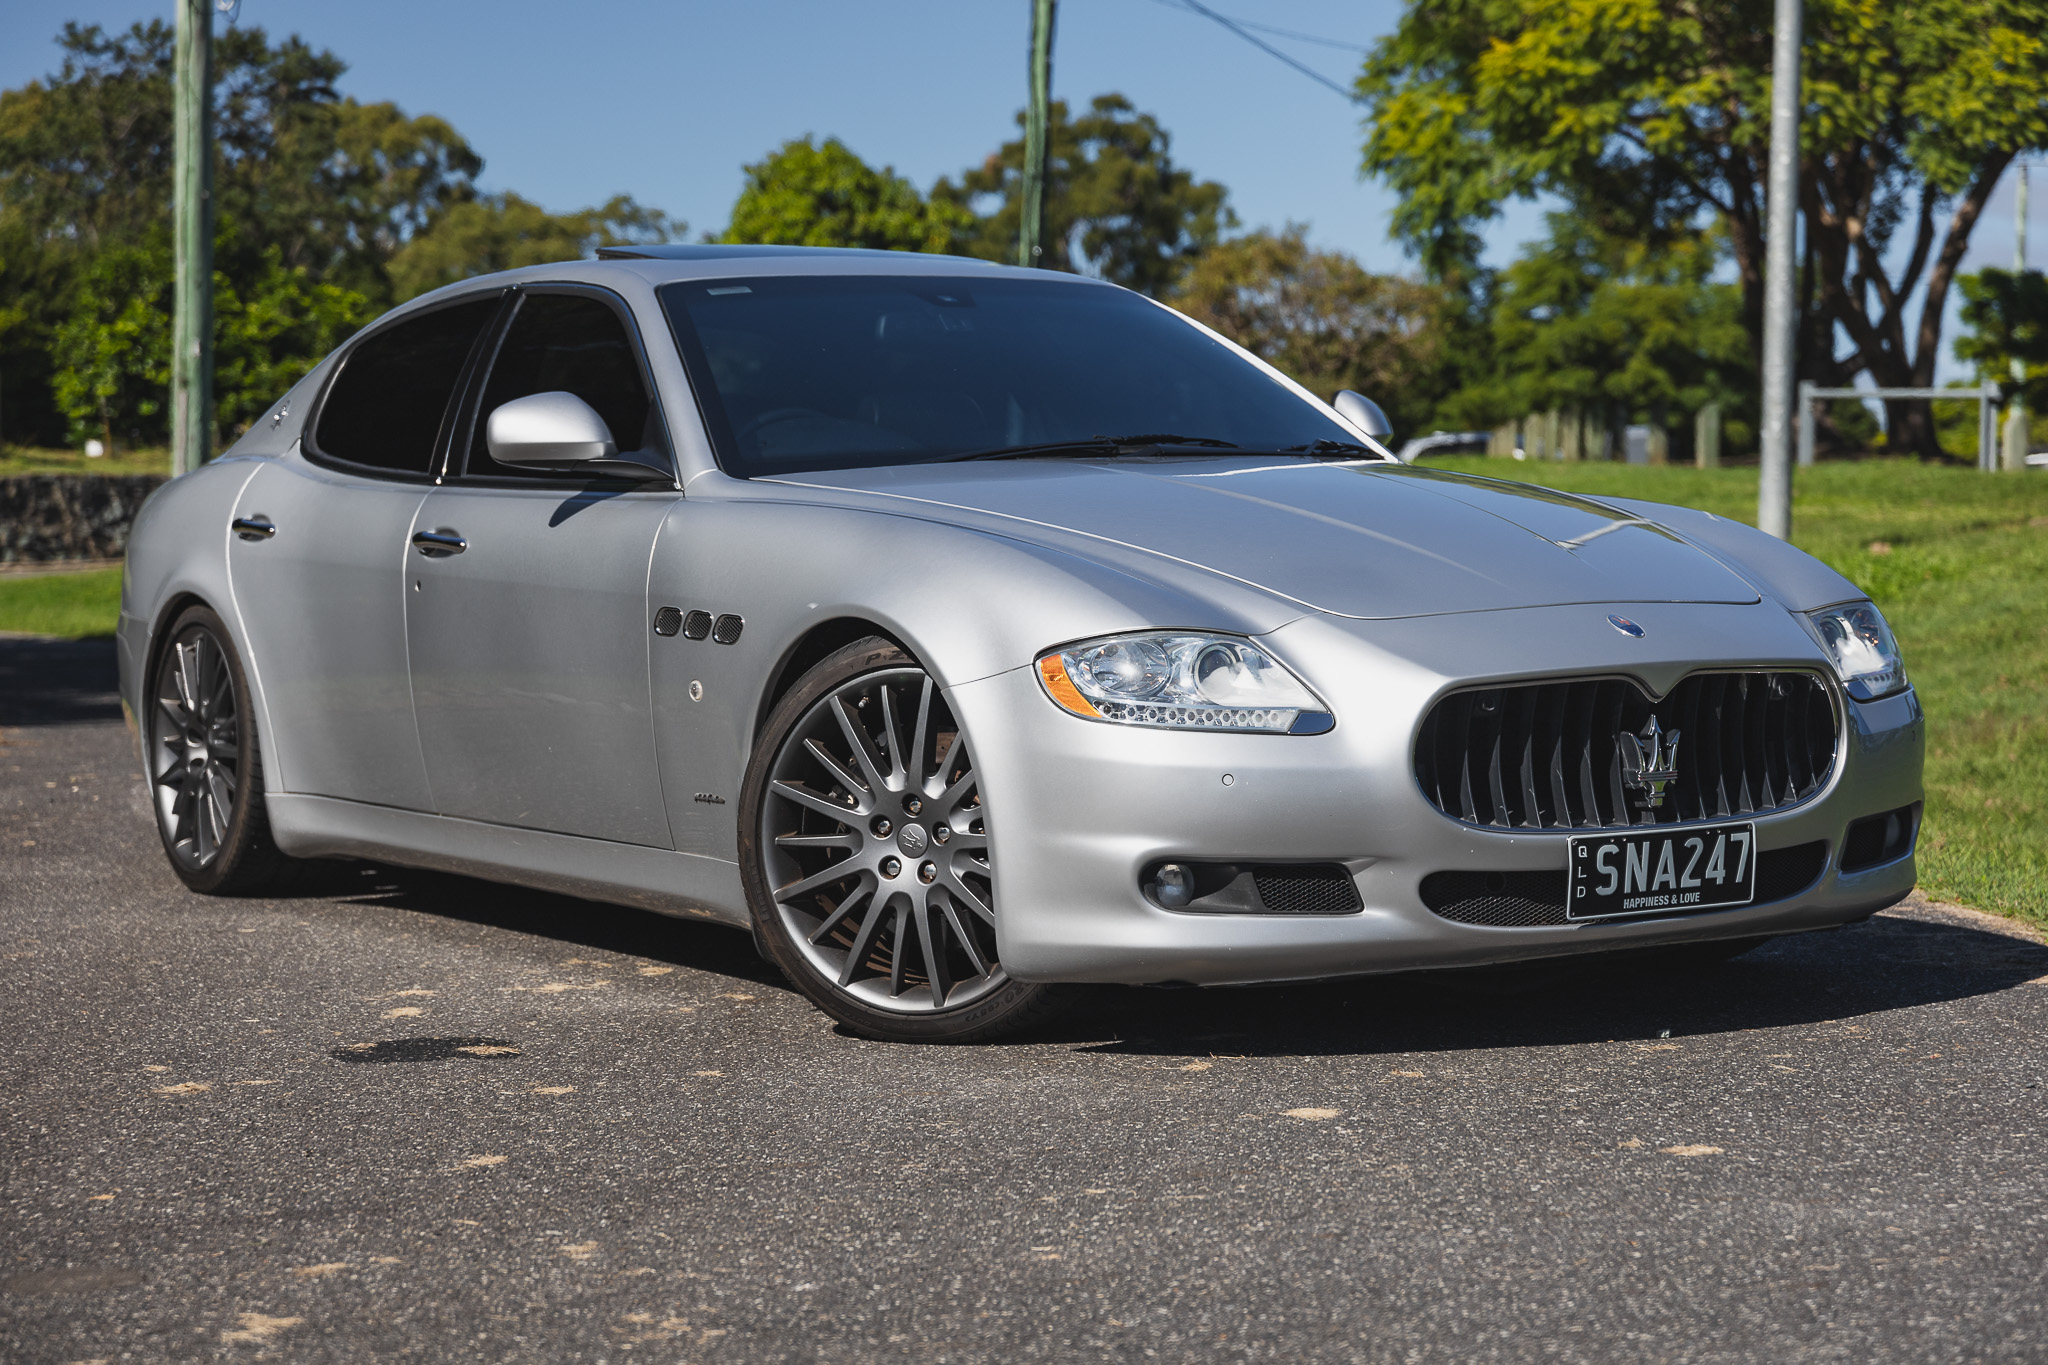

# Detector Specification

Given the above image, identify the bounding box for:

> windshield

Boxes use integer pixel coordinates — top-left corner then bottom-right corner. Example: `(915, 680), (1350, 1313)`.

(656, 274), (1361, 477)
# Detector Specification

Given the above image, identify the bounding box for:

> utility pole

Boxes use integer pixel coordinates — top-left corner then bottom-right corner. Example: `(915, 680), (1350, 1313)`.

(1757, 0), (1802, 538)
(1018, 0), (1056, 268)
(172, 0), (215, 476)
(2003, 163), (2029, 472)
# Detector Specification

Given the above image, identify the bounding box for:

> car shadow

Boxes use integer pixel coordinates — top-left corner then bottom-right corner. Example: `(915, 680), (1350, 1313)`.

(290, 860), (788, 990)
(0, 637), (121, 727)
(278, 859), (2046, 1054)
(1056, 911), (2048, 1057)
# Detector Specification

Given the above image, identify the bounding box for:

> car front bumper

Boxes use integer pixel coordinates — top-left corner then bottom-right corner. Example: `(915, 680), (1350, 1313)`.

(953, 601), (1924, 986)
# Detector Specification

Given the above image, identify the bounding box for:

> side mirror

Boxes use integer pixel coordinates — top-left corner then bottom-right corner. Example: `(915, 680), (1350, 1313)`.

(484, 391), (668, 480)
(1333, 390), (1393, 440)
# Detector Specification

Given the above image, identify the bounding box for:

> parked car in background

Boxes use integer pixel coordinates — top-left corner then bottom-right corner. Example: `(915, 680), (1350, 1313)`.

(120, 245), (1923, 1041)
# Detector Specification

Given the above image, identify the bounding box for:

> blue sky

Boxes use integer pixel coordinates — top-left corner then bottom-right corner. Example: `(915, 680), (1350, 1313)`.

(4, 1), (2034, 380)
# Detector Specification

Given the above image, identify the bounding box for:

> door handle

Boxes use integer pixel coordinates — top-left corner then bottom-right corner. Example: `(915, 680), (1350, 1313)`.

(232, 516), (276, 541)
(411, 529), (467, 557)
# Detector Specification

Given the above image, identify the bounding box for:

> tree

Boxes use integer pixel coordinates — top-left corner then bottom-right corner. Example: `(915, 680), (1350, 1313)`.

(719, 136), (968, 253)
(50, 221), (375, 450)
(1167, 226), (1457, 435)
(1357, 0), (2048, 458)
(1449, 216), (1756, 447)
(1957, 267), (2048, 410)
(390, 192), (679, 300)
(938, 94), (1235, 296)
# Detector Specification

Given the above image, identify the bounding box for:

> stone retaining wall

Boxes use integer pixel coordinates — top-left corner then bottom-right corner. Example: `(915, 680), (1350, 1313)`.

(0, 474), (169, 563)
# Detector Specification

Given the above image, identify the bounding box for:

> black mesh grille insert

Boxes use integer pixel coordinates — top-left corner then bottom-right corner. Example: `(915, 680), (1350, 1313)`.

(712, 613), (745, 645)
(1421, 841), (1831, 927)
(681, 610), (713, 641)
(1416, 672), (1838, 830)
(1251, 865), (1362, 915)
(652, 606), (683, 637)
(1840, 803), (1919, 872)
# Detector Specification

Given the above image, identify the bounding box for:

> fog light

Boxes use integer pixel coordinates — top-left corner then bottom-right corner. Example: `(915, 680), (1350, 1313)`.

(1152, 862), (1195, 909)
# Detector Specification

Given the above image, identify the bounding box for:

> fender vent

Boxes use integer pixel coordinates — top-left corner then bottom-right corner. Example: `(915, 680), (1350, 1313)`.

(652, 606), (683, 637)
(712, 613), (745, 645)
(682, 610), (713, 640)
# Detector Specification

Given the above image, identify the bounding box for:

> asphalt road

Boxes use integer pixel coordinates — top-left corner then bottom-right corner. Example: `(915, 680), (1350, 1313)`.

(4, 636), (2045, 1364)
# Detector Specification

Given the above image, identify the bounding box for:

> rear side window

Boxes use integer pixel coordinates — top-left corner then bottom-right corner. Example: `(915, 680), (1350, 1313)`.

(466, 293), (656, 479)
(313, 297), (498, 475)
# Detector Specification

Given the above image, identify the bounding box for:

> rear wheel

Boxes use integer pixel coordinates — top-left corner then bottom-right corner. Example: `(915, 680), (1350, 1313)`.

(739, 639), (1064, 1043)
(146, 605), (298, 895)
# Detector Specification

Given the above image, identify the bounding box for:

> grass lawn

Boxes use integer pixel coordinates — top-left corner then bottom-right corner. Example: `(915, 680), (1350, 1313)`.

(1427, 455), (2048, 930)
(0, 567), (122, 639)
(0, 444), (170, 478)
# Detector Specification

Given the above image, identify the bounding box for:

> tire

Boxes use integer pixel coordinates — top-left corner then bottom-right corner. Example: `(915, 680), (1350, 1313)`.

(738, 638), (1065, 1043)
(145, 604), (300, 895)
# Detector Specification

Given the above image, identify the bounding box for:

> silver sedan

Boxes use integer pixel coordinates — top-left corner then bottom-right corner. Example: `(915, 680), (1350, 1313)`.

(118, 246), (1923, 1042)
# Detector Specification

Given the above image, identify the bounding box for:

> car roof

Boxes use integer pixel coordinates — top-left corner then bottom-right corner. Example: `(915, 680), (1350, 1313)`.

(398, 245), (1103, 314)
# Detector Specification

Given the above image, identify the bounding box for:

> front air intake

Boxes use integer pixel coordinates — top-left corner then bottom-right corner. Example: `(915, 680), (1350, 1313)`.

(1416, 672), (1838, 831)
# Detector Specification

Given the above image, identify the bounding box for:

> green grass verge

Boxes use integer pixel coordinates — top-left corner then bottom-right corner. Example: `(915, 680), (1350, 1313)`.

(0, 567), (122, 639)
(0, 444), (171, 478)
(1426, 455), (2048, 930)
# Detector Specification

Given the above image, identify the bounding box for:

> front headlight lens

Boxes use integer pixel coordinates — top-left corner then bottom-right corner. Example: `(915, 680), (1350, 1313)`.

(1804, 601), (1908, 701)
(1036, 632), (1333, 734)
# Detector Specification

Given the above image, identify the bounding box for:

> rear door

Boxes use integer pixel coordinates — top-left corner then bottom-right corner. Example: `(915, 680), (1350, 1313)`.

(228, 295), (499, 807)
(404, 287), (679, 846)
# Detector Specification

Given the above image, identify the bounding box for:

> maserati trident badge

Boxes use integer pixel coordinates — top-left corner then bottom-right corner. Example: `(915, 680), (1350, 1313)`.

(1618, 715), (1681, 810)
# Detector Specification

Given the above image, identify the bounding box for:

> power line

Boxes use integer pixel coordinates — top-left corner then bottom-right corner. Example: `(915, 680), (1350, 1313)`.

(1147, 0), (1365, 103)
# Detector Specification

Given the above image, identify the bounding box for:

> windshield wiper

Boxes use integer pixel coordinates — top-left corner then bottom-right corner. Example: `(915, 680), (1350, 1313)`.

(938, 434), (1240, 463)
(1280, 438), (1378, 458)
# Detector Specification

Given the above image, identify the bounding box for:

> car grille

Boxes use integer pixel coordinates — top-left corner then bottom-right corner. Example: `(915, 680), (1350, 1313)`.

(1251, 865), (1362, 915)
(1419, 840), (1831, 927)
(1415, 672), (1838, 831)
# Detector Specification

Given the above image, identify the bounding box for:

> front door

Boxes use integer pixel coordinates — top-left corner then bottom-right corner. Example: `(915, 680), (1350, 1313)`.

(227, 294), (500, 808)
(404, 287), (678, 847)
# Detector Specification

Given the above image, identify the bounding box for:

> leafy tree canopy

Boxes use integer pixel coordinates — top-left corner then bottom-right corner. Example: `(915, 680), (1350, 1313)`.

(0, 20), (675, 450)
(391, 192), (679, 301)
(1167, 225), (1456, 436)
(937, 94), (1236, 296)
(1455, 216), (1753, 436)
(719, 136), (969, 254)
(1958, 267), (2048, 410)
(1357, 0), (2048, 456)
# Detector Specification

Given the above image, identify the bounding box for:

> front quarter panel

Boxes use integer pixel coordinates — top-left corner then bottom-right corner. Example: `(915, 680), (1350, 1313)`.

(646, 489), (1304, 861)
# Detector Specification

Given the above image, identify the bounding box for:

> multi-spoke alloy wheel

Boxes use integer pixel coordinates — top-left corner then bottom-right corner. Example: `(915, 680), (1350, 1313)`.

(146, 606), (295, 894)
(740, 639), (1060, 1042)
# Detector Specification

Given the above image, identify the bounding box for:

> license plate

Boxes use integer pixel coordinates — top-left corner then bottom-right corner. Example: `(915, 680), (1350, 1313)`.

(1567, 821), (1756, 921)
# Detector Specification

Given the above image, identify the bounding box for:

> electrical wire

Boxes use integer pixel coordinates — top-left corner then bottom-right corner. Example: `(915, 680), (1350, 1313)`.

(1144, 0), (1367, 101)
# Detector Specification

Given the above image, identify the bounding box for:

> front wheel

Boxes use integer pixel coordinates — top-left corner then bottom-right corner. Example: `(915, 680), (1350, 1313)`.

(738, 639), (1064, 1043)
(146, 605), (299, 895)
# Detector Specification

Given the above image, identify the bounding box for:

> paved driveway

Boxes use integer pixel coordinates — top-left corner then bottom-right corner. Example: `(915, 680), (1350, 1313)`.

(3, 637), (2044, 1363)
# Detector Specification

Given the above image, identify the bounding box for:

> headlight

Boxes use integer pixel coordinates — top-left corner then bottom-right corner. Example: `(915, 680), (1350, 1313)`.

(1804, 601), (1908, 701)
(1035, 632), (1334, 734)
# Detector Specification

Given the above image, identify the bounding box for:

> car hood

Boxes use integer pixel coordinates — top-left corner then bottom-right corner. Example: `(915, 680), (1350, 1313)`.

(760, 459), (1762, 619)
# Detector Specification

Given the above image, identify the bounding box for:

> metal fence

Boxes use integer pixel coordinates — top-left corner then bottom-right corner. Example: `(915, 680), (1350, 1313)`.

(1797, 382), (2003, 471)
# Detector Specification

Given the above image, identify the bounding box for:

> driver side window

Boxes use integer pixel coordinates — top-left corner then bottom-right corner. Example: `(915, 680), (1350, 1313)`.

(466, 292), (660, 479)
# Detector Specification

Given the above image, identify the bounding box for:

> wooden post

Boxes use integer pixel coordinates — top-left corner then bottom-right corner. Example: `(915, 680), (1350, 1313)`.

(1018, 0), (1057, 268)
(172, 0), (214, 475)
(1695, 402), (1723, 468)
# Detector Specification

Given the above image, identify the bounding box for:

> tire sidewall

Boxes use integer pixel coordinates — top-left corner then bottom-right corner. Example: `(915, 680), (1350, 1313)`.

(737, 638), (1046, 1043)
(147, 604), (267, 894)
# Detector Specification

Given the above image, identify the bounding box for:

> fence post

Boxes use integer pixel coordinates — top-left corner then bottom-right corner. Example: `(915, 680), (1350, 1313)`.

(1796, 381), (1815, 467)
(1695, 402), (1722, 468)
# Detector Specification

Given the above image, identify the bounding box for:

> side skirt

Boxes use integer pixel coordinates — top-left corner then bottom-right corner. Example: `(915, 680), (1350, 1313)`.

(266, 793), (750, 927)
